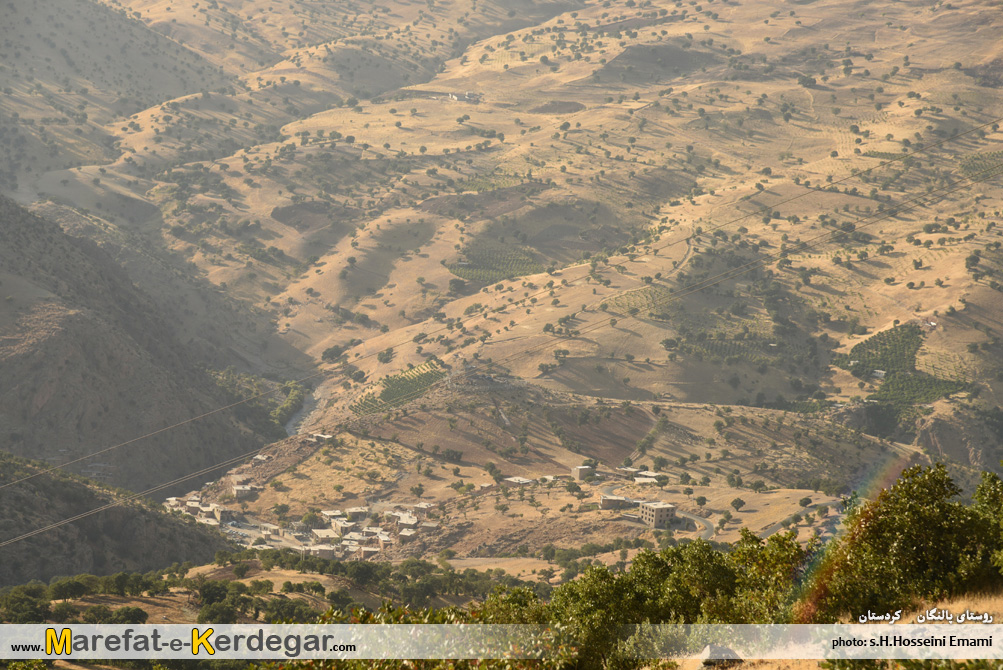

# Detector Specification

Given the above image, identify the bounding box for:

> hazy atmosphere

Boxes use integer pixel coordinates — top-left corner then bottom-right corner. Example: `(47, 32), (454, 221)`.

(2, 0), (1003, 666)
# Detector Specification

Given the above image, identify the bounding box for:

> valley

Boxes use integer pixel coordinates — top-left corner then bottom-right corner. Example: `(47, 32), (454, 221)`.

(2, 0), (1003, 663)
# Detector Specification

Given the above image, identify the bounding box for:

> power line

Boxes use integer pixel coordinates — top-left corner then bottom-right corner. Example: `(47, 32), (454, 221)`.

(7, 115), (997, 492)
(5, 152), (998, 553)
(0, 446), (271, 550)
(3, 111), (999, 547)
(0, 369), (330, 492)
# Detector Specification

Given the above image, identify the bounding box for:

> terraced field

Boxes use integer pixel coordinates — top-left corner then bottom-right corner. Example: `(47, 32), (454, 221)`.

(350, 361), (448, 415)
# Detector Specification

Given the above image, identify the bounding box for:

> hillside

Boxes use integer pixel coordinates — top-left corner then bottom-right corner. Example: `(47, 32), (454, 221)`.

(5, 462), (1003, 670)
(3, 0), (1003, 603)
(0, 453), (230, 587)
(0, 195), (277, 491)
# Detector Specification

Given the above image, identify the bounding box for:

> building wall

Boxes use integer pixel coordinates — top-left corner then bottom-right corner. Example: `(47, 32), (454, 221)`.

(640, 503), (675, 528)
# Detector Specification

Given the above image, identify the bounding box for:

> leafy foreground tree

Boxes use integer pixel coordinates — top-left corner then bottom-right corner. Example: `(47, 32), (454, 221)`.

(255, 465), (1003, 670)
(248, 532), (811, 670)
(795, 464), (1003, 622)
(6, 465), (1003, 670)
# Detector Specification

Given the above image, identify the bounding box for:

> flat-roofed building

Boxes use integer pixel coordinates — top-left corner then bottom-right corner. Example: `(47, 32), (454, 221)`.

(333, 519), (357, 535)
(232, 485), (254, 499)
(346, 506), (370, 521)
(504, 476), (534, 486)
(312, 528), (340, 542)
(308, 544), (337, 559)
(411, 502), (435, 516)
(600, 494), (631, 510)
(343, 531), (373, 545)
(572, 465), (594, 481)
(639, 501), (676, 528)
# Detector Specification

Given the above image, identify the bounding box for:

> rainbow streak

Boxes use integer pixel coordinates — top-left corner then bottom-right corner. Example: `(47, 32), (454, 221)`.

(792, 448), (917, 622)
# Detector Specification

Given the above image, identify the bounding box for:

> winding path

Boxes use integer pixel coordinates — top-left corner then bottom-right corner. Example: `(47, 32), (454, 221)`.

(600, 480), (715, 540)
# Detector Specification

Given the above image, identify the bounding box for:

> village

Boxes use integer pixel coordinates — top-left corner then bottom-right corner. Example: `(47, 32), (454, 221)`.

(163, 461), (687, 562)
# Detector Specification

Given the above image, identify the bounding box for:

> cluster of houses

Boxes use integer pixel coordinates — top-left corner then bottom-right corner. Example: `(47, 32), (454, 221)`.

(499, 464), (678, 529)
(226, 456), (277, 499)
(164, 495), (237, 527)
(167, 458), (679, 559)
(298, 503), (442, 560)
(613, 466), (674, 485)
(572, 464), (672, 486)
(448, 91), (482, 102)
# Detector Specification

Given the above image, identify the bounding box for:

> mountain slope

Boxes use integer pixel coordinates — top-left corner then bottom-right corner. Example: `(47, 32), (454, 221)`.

(0, 195), (266, 491)
(0, 453), (230, 588)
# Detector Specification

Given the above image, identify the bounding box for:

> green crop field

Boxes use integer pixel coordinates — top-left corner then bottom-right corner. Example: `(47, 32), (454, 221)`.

(833, 324), (969, 405)
(915, 350), (974, 383)
(862, 150), (905, 160)
(350, 361), (448, 415)
(960, 151), (1003, 180)
(601, 285), (674, 314)
(867, 373), (966, 404)
(832, 324), (924, 376)
(461, 174), (525, 193)
(447, 238), (544, 283)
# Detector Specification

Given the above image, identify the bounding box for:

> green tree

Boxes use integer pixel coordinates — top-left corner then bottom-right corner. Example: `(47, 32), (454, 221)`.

(110, 606), (149, 624)
(197, 601), (238, 624)
(50, 602), (79, 623)
(0, 587), (50, 623)
(796, 464), (1000, 622)
(549, 565), (641, 670)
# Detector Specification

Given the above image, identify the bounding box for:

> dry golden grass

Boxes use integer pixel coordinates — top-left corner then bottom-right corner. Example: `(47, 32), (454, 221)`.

(8, 0), (1003, 574)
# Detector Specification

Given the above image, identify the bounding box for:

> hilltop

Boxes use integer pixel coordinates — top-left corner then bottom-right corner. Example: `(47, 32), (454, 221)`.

(2, 0), (1003, 585)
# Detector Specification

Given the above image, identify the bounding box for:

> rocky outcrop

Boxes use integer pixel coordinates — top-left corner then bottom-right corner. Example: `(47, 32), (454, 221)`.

(914, 412), (998, 469)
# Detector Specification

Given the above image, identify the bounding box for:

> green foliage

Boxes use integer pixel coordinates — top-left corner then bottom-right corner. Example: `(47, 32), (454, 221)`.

(867, 373), (965, 404)
(862, 150), (904, 160)
(447, 238), (544, 283)
(601, 285), (673, 314)
(270, 381), (306, 427)
(796, 465), (1001, 622)
(960, 150), (1003, 180)
(261, 597), (321, 623)
(350, 361), (447, 415)
(833, 325), (967, 413)
(209, 367), (303, 439)
(833, 324), (924, 376)
(0, 583), (49, 623)
(197, 601), (238, 624)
